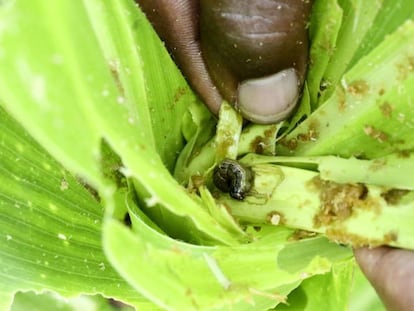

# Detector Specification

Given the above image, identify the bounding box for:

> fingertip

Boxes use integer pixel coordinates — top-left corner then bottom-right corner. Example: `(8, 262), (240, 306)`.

(354, 246), (414, 311)
(354, 247), (389, 278)
(236, 68), (300, 124)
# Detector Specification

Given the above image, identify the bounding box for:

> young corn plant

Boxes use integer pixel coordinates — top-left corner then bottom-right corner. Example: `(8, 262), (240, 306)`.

(0, 0), (413, 310)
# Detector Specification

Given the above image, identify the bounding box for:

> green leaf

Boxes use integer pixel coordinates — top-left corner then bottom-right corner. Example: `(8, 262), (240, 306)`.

(318, 0), (384, 104)
(11, 292), (134, 311)
(316, 154), (414, 190)
(103, 208), (352, 310)
(0, 0), (237, 305)
(0, 108), (147, 309)
(240, 153), (414, 190)
(278, 20), (414, 158)
(1, 0), (115, 187)
(174, 106), (286, 186)
(2, 0), (413, 309)
(215, 102), (243, 161)
(306, 0), (343, 109)
(173, 101), (216, 184)
(276, 260), (355, 311)
(350, 0), (414, 68)
(230, 154), (414, 250)
(83, 0), (196, 171)
(0, 291), (13, 311)
(0, 0), (240, 245)
(349, 267), (385, 311)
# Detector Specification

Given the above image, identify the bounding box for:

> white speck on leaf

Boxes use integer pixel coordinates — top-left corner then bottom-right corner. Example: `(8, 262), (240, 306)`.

(117, 96), (125, 104)
(341, 78), (348, 90)
(270, 214), (280, 225)
(60, 179), (69, 191)
(144, 196), (159, 207)
(99, 262), (105, 271)
(119, 166), (132, 177)
(58, 233), (67, 240)
(6, 235), (12, 241)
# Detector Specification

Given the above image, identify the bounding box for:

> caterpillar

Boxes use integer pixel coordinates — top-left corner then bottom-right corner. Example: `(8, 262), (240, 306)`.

(213, 159), (253, 200)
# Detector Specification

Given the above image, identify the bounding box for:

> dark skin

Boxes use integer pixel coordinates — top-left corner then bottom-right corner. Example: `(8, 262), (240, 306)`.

(137, 0), (222, 114)
(136, 1), (414, 309)
(138, 1), (312, 123)
(355, 247), (414, 311)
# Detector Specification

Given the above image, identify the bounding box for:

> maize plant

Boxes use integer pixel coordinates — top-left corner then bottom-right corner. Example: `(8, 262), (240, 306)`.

(0, 0), (413, 310)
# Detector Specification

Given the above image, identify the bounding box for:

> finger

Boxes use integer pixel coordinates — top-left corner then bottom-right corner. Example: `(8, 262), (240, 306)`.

(355, 247), (414, 311)
(138, 1), (313, 123)
(200, 0), (312, 123)
(136, 0), (223, 114)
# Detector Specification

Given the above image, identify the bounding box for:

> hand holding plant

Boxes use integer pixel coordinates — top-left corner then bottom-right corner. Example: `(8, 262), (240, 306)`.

(139, 2), (414, 310)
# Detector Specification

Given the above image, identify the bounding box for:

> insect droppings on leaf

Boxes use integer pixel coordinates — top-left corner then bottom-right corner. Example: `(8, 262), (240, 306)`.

(347, 80), (370, 96)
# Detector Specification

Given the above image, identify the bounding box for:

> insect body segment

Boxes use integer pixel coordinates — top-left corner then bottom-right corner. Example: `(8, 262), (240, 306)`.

(213, 159), (253, 200)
